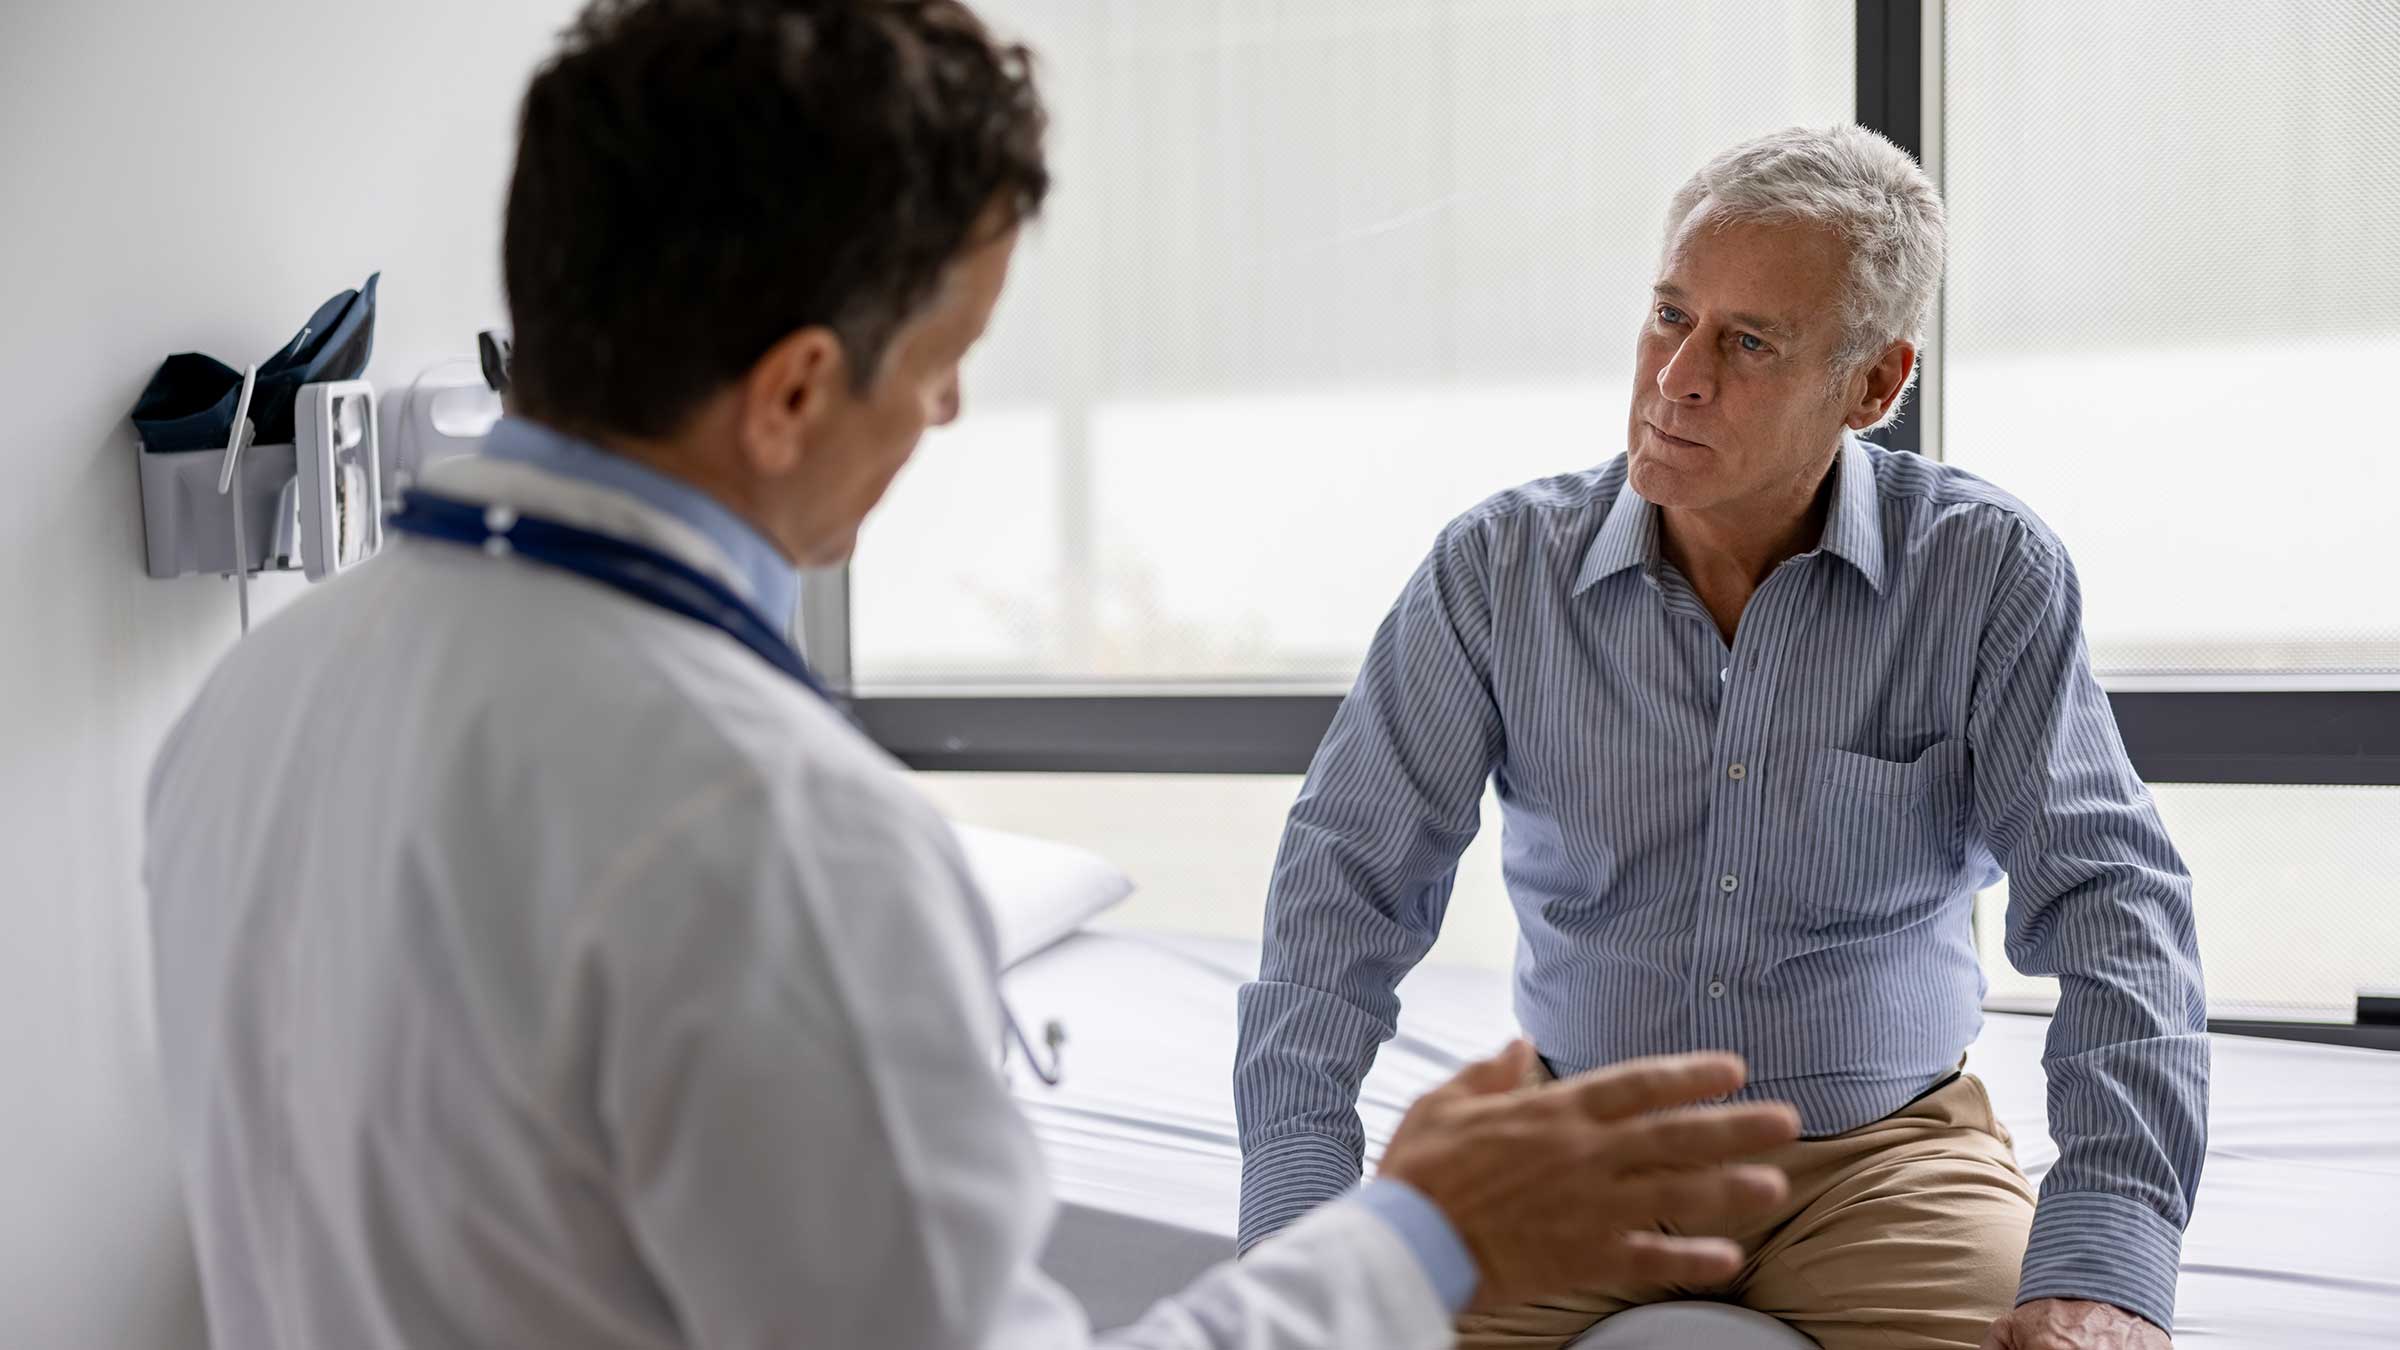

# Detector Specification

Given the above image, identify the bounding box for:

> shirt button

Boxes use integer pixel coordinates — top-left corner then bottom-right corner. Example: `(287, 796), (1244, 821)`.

(1708, 979), (1727, 999)
(1719, 874), (1740, 893)
(1727, 762), (1747, 781)
(1719, 666), (1731, 684)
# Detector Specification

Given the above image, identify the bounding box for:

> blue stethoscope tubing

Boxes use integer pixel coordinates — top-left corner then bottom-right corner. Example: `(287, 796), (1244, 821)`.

(388, 489), (1066, 1087)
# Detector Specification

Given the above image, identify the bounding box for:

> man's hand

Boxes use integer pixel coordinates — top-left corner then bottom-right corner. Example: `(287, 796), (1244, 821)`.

(1983, 1299), (2171, 1350)
(1376, 1040), (1798, 1309)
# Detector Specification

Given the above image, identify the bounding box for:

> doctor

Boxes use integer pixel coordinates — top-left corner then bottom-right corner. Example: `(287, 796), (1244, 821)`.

(144, 2), (1800, 1347)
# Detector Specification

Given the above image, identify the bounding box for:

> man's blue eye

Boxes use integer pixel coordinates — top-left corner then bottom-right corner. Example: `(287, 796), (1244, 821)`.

(1659, 306), (1686, 325)
(1738, 333), (1767, 353)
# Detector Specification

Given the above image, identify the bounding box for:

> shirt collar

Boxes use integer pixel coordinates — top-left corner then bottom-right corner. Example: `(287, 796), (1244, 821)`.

(479, 416), (802, 629)
(1818, 431), (1888, 593)
(1573, 471), (1661, 594)
(1573, 432), (1886, 596)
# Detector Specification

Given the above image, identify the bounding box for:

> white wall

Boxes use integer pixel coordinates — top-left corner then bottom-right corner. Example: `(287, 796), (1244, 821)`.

(0, 2), (579, 1343)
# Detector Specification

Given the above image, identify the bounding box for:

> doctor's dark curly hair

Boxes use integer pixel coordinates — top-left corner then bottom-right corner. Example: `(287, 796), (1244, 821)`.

(503, 0), (1049, 439)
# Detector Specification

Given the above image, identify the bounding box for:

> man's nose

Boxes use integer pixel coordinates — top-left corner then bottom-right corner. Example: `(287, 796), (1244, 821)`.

(1657, 333), (1718, 404)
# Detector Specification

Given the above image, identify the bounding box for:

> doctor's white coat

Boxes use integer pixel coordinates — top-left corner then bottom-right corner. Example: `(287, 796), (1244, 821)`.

(145, 457), (1451, 1350)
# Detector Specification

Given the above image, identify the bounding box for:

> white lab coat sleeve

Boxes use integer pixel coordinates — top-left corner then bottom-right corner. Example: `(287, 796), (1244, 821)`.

(588, 755), (1452, 1350)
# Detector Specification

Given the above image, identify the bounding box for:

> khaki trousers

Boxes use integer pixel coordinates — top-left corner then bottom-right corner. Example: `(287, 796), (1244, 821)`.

(1455, 1070), (2036, 1350)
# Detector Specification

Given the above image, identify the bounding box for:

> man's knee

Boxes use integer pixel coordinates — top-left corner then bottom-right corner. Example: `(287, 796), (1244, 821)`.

(1746, 1148), (2034, 1348)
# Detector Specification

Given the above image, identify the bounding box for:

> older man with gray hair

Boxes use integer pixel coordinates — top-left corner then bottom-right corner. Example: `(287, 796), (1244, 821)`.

(1233, 125), (2207, 1350)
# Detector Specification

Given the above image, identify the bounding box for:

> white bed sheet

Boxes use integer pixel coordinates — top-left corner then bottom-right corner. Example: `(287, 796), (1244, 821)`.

(1008, 929), (2400, 1346)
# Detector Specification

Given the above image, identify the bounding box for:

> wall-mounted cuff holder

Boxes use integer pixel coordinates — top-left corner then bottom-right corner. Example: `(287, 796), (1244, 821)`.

(137, 369), (382, 628)
(382, 364), (501, 497)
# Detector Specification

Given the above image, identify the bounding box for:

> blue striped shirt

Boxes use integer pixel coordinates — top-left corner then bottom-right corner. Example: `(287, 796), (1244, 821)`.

(1234, 435), (2209, 1330)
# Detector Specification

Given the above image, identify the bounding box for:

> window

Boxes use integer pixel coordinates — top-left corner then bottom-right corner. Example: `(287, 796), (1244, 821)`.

(852, 0), (1857, 688)
(1941, 0), (2400, 683)
(829, 1), (2400, 1042)
(1940, 1), (2400, 1024)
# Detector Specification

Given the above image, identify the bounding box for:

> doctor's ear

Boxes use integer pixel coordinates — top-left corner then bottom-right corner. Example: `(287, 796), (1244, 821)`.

(738, 326), (850, 476)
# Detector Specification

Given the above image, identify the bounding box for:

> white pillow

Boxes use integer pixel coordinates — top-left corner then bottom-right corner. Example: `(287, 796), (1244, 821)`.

(950, 822), (1136, 968)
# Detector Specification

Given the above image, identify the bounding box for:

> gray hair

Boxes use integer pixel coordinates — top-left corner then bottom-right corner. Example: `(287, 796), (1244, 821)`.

(1662, 125), (1946, 424)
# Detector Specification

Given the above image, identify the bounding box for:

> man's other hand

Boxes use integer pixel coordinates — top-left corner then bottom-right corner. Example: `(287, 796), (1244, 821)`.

(1376, 1041), (1798, 1309)
(1982, 1298), (2171, 1350)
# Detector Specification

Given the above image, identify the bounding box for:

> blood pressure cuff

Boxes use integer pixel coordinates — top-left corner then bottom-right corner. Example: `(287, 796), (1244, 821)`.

(133, 272), (380, 453)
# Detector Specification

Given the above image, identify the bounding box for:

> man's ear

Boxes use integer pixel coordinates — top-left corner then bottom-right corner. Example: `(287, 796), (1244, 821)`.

(739, 326), (849, 476)
(1845, 341), (1917, 431)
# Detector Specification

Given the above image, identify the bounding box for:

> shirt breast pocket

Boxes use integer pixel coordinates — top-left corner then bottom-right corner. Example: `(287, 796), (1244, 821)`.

(1799, 739), (1971, 914)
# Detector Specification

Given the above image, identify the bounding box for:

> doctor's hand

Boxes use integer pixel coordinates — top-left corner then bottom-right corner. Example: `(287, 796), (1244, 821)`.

(1981, 1299), (2171, 1350)
(1376, 1041), (1797, 1310)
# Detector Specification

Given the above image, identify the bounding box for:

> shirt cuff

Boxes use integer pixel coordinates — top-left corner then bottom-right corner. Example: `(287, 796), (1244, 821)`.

(1352, 1178), (1480, 1315)
(1238, 1133), (1364, 1255)
(2018, 1190), (2185, 1332)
